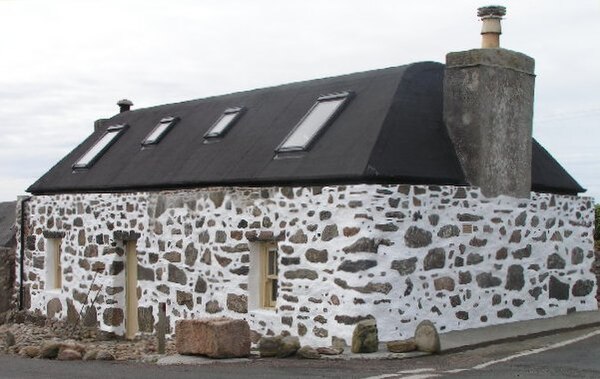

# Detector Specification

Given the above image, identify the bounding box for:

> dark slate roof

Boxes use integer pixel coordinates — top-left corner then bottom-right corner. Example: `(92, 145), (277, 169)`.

(28, 62), (584, 195)
(0, 201), (16, 248)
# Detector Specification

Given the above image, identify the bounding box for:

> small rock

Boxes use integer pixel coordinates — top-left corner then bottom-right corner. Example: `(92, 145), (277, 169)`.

(96, 350), (115, 360)
(4, 331), (15, 347)
(387, 338), (417, 353)
(414, 320), (440, 353)
(258, 335), (300, 358)
(279, 336), (301, 358)
(316, 346), (344, 355)
(39, 342), (62, 359)
(296, 346), (320, 359)
(83, 350), (98, 361)
(57, 348), (82, 361)
(19, 346), (40, 358)
(351, 319), (378, 353)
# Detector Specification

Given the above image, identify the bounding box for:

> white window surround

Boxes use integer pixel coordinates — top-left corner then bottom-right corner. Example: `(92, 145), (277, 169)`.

(45, 238), (62, 291)
(248, 241), (279, 311)
(73, 124), (127, 169)
(277, 92), (352, 152)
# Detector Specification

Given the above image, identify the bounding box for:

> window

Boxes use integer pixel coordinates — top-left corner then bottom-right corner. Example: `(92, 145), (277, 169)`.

(45, 238), (62, 290)
(261, 242), (278, 308)
(204, 107), (245, 139)
(277, 92), (352, 152)
(73, 124), (127, 169)
(142, 116), (179, 145)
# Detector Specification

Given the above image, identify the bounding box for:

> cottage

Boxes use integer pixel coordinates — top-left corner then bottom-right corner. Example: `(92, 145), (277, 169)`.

(16, 7), (596, 345)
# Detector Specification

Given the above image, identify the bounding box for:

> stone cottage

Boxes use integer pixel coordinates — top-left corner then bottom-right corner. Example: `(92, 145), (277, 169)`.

(16, 7), (597, 346)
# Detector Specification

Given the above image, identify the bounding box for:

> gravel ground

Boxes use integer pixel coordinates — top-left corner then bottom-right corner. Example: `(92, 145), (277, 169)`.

(0, 310), (176, 361)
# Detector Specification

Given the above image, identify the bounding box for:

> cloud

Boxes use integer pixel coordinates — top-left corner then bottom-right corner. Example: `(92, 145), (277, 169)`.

(0, 0), (598, 201)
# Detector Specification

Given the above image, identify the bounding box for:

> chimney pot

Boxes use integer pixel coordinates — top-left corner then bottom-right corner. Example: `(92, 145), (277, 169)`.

(117, 99), (133, 113)
(478, 5), (506, 48)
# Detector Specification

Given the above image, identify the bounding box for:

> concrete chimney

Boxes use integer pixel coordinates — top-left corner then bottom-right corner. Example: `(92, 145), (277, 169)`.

(117, 99), (133, 113)
(443, 6), (535, 198)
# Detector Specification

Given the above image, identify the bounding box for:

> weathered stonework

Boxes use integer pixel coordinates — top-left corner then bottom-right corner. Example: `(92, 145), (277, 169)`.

(16, 185), (596, 345)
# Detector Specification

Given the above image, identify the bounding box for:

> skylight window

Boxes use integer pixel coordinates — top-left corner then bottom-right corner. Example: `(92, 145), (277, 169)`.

(73, 124), (127, 169)
(204, 107), (245, 139)
(142, 116), (179, 145)
(277, 92), (352, 152)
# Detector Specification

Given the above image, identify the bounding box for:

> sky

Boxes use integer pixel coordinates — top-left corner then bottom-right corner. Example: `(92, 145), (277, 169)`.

(0, 0), (598, 202)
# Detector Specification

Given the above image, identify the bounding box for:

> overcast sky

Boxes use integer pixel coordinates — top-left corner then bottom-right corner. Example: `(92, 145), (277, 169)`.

(1, 0), (598, 202)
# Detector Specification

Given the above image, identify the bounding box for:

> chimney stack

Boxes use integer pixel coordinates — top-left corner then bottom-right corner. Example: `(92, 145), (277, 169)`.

(117, 99), (133, 113)
(443, 6), (535, 198)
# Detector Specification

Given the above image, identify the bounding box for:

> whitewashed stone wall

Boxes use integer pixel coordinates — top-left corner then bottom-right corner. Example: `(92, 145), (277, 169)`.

(17, 184), (597, 346)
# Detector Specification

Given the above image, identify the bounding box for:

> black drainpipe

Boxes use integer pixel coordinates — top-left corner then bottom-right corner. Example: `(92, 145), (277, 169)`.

(19, 196), (31, 310)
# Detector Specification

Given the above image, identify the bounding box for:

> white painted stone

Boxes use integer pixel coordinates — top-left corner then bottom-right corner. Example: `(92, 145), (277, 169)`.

(15, 185), (597, 347)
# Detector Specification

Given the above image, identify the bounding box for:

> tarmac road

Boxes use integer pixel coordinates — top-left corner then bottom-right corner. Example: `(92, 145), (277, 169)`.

(1, 327), (600, 379)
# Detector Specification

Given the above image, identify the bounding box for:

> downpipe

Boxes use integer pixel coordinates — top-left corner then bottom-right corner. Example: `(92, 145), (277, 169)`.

(18, 196), (30, 310)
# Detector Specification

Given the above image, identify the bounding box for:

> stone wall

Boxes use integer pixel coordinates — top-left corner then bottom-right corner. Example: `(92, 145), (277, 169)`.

(16, 184), (597, 345)
(0, 247), (16, 313)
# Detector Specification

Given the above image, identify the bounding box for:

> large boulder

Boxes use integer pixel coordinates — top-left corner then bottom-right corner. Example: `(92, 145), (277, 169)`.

(257, 335), (300, 358)
(351, 319), (378, 353)
(414, 320), (440, 353)
(175, 318), (251, 358)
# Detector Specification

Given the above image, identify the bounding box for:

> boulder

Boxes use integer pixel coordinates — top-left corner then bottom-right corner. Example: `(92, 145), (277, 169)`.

(39, 342), (62, 359)
(4, 331), (15, 347)
(257, 335), (282, 357)
(83, 350), (98, 361)
(351, 319), (378, 353)
(387, 338), (417, 353)
(414, 320), (440, 353)
(296, 346), (320, 359)
(257, 335), (300, 358)
(279, 336), (301, 357)
(176, 318), (251, 358)
(316, 346), (344, 355)
(96, 350), (115, 361)
(57, 348), (82, 361)
(19, 346), (40, 358)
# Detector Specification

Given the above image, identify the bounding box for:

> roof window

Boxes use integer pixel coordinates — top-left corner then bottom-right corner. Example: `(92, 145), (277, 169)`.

(73, 124), (127, 169)
(277, 92), (352, 152)
(142, 116), (179, 145)
(204, 107), (245, 139)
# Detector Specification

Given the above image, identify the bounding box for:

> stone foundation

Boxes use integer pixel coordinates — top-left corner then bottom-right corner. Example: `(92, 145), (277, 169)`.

(16, 184), (597, 345)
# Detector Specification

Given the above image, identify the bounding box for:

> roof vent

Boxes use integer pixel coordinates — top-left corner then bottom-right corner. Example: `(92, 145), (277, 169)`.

(478, 5), (506, 48)
(117, 99), (133, 113)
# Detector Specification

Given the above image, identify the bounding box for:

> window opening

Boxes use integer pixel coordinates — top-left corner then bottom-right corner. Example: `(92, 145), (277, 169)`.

(261, 242), (278, 308)
(277, 92), (352, 152)
(45, 238), (62, 290)
(142, 116), (179, 145)
(73, 124), (126, 169)
(204, 107), (245, 139)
